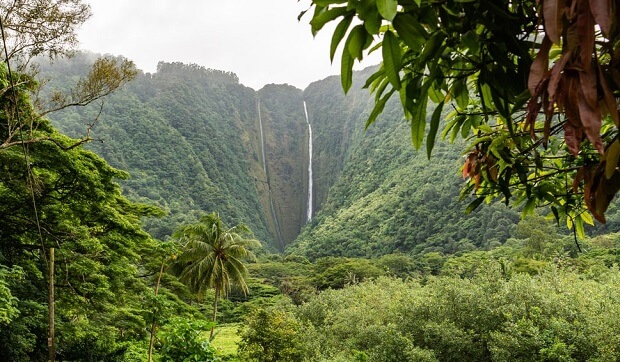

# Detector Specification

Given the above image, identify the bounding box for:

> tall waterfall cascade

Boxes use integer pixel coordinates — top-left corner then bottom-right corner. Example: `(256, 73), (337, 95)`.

(304, 101), (313, 222)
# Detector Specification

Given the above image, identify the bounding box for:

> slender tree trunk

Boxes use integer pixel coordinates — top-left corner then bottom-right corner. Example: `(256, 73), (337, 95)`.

(148, 259), (166, 362)
(210, 287), (220, 339)
(48, 247), (55, 362)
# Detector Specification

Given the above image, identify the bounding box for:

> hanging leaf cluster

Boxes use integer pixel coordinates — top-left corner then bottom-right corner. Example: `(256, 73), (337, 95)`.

(304, 0), (619, 232)
(526, 0), (619, 222)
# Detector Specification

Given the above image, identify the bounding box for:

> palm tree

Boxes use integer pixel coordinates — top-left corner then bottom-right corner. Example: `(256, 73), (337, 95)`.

(171, 212), (260, 338)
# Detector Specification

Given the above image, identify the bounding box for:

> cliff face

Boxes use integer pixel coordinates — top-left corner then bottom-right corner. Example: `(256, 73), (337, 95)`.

(44, 58), (316, 249)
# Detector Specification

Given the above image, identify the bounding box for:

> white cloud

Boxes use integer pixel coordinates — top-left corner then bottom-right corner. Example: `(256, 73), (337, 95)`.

(77, 0), (380, 90)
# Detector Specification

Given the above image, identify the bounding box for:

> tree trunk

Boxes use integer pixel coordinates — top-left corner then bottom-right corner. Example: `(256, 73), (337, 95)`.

(209, 287), (220, 339)
(148, 259), (166, 362)
(48, 247), (55, 362)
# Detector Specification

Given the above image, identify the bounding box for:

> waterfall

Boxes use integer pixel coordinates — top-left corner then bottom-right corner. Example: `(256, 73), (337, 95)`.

(257, 100), (267, 173)
(304, 101), (313, 222)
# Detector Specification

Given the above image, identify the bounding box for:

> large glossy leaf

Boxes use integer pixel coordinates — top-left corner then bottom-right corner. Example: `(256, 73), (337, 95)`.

(376, 0), (398, 21)
(465, 197), (484, 214)
(365, 88), (396, 129)
(528, 36), (552, 95)
(347, 25), (367, 60)
(543, 0), (565, 44)
(605, 139), (620, 179)
(382, 30), (402, 90)
(589, 0), (612, 35)
(393, 13), (427, 50)
(341, 43), (354, 93)
(427, 101), (444, 159)
(576, 85), (604, 153)
(330, 16), (353, 62)
(418, 31), (446, 69)
(310, 6), (349, 35)
(411, 92), (428, 149)
(452, 78), (469, 109)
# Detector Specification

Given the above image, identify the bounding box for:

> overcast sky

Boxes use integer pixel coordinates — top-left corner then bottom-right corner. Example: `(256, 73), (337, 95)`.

(77, 0), (380, 90)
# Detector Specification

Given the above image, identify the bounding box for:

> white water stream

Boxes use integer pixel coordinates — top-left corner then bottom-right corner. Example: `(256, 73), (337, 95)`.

(304, 101), (313, 222)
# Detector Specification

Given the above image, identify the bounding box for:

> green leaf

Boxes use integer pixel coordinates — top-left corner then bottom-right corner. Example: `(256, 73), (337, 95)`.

(411, 92), (428, 149)
(551, 206), (560, 225)
(461, 30), (480, 53)
(580, 211), (595, 226)
(341, 43), (354, 93)
(347, 25), (367, 60)
(364, 11), (382, 34)
(452, 78), (469, 109)
(417, 31), (446, 69)
(428, 85), (445, 103)
(393, 13), (427, 50)
(574, 215), (585, 239)
(522, 197), (536, 216)
(466, 197), (484, 214)
(427, 101), (445, 159)
(363, 68), (385, 90)
(382, 30), (402, 90)
(310, 6), (349, 35)
(376, 0), (398, 21)
(480, 83), (494, 111)
(314, 0), (347, 5)
(366, 88), (396, 129)
(330, 16), (353, 62)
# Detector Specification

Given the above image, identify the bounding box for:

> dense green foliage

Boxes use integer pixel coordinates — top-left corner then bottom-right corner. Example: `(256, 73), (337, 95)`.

(158, 318), (218, 362)
(0, 61), (239, 361)
(241, 231), (620, 361)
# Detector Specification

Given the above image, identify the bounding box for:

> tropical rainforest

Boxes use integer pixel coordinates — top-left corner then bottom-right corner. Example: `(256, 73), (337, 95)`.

(1, 0), (620, 361)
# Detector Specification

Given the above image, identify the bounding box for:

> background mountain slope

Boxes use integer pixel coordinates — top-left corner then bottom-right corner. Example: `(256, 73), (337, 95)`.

(40, 55), (538, 255)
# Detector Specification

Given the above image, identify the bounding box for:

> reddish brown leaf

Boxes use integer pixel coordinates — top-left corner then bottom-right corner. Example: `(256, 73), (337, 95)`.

(576, 84), (604, 153)
(589, 0), (612, 35)
(525, 97), (541, 139)
(463, 153), (478, 179)
(564, 73), (583, 127)
(548, 52), (571, 102)
(573, 166), (586, 194)
(567, 0), (579, 19)
(597, 63), (620, 126)
(528, 36), (552, 96)
(564, 123), (581, 155)
(589, 161), (619, 222)
(543, 0), (566, 44)
(579, 63), (598, 109)
(576, 0), (595, 70)
(583, 167), (602, 223)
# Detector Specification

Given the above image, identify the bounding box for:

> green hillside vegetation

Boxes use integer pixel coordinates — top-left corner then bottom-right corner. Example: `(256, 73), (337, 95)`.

(237, 228), (620, 361)
(294, 71), (520, 258)
(42, 56), (528, 258)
